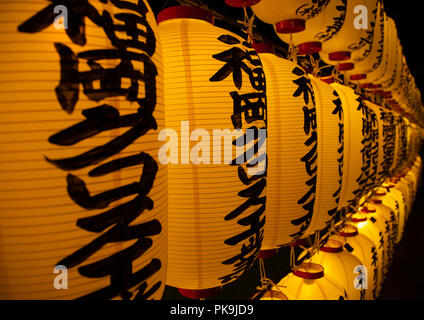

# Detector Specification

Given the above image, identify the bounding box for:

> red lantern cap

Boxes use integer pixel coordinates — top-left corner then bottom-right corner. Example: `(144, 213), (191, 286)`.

(360, 83), (372, 88)
(320, 240), (343, 253)
(359, 205), (376, 213)
(374, 188), (387, 196)
(293, 262), (324, 280)
(329, 51), (351, 61)
(350, 74), (367, 81)
(297, 41), (322, 55)
(351, 213), (367, 223)
(225, 0), (261, 7)
(251, 42), (274, 53)
(275, 19), (305, 34)
(178, 287), (221, 299)
(339, 225), (359, 237)
(320, 76), (334, 84)
(370, 198), (383, 204)
(369, 84), (382, 89)
(290, 238), (308, 247)
(257, 248), (278, 259)
(157, 6), (214, 24)
(338, 62), (354, 71)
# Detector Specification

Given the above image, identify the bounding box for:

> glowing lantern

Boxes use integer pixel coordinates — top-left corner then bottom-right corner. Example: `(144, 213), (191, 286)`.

(350, 212), (385, 296)
(346, 3), (385, 81)
(361, 17), (397, 85)
(363, 101), (396, 186)
(381, 181), (408, 242)
(276, 0), (349, 55)
(303, 76), (344, 235)
(310, 240), (364, 300)
(253, 44), (317, 249)
(158, 7), (267, 297)
(330, 83), (366, 209)
(251, 0), (330, 34)
(276, 262), (348, 300)
(359, 202), (396, 276)
(319, 0), (379, 71)
(331, 224), (379, 300)
(0, 0), (167, 300)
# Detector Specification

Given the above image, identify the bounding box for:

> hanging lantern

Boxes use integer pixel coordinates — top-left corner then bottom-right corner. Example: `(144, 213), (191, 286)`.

(331, 224), (380, 300)
(346, 3), (385, 82)
(275, 262), (348, 300)
(350, 212), (385, 296)
(361, 17), (397, 86)
(330, 83), (367, 209)
(253, 44), (316, 249)
(275, 0), (348, 55)
(251, 0), (330, 34)
(319, 0), (379, 71)
(382, 179), (411, 243)
(302, 76), (344, 235)
(310, 240), (365, 300)
(370, 187), (402, 245)
(0, 0), (167, 300)
(359, 202), (396, 276)
(158, 6), (267, 297)
(364, 101), (396, 186)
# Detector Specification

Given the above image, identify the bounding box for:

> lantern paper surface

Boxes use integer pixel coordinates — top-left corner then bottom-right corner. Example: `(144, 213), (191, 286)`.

(0, 0), (167, 300)
(159, 10), (267, 290)
(310, 240), (364, 300)
(258, 52), (316, 248)
(320, 0), (378, 63)
(331, 225), (379, 300)
(330, 83), (364, 209)
(303, 77), (344, 234)
(278, 262), (347, 300)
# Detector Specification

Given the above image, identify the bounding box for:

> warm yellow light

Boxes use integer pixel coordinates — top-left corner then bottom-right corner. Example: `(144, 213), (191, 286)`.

(0, 0), (167, 300)
(158, 7), (267, 292)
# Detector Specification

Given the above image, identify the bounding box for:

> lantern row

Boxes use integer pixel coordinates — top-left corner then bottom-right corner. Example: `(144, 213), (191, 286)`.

(248, 0), (424, 128)
(0, 1), (422, 301)
(262, 156), (422, 300)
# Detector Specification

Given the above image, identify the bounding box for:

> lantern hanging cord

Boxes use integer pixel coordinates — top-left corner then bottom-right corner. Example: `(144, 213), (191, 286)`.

(256, 258), (278, 292)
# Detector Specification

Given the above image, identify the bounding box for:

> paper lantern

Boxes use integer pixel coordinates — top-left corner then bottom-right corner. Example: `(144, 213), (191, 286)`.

(381, 181), (409, 242)
(350, 212), (385, 296)
(319, 0), (379, 67)
(251, 0), (330, 34)
(346, 3), (385, 80)
(359, 202), (396, 276)
(330, 83), (367, 209)
(158, 7), (267, 295)
(360, 17), (397, 85)
(276, 0), (348, 55)
(310, 240), (365, 300)
(370, 187), (402, 245)
(303, 77), (344, 234)
(254, 45), (316, 249)
(0, 0), (167, 300)
(276, 262), (347, 300)
(331, 224), (379, 300)
(363, 101), (396, 186)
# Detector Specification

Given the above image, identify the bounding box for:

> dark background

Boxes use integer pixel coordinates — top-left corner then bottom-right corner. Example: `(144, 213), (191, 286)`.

(148, 0), (424, 300)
